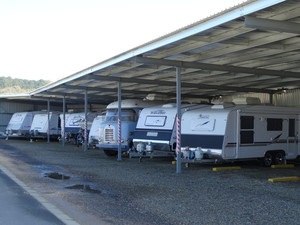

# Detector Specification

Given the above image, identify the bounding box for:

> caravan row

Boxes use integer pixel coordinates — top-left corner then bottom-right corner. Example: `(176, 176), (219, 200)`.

(4, 99), (159, 149)
(91, 97), (300, 166)
(5, 97), (300, 166)
(5, 111), (61, 139)
(131, 98), (300, 166)
(5, 111), (98, 143)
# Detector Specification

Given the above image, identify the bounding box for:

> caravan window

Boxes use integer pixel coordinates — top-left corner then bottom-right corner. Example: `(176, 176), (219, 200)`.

(289, 119), (295, 137)
(240, 131), (254, 144)
(240, 116), (254, 144)
(105, 109), (137, 122)
(145, 116), (167, 127)
(241, 116), (254, 129)
(267, 118), (282, 131)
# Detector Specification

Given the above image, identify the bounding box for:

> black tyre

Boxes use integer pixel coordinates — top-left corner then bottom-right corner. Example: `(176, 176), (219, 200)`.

(262, 152), (273, 167)
(103, 149), (118, 157)
(274, 152), (285, 165)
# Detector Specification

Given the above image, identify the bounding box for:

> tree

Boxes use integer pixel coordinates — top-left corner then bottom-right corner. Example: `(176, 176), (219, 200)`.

(0, 76), (50, 94)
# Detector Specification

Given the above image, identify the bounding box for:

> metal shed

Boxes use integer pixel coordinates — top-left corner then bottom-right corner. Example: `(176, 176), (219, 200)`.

(29, 0), (300, 104)
(2, 0), (300, 172)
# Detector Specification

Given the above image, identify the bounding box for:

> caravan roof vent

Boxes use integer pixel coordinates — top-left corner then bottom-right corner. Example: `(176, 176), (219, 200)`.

(232, 97), (261, 105)
(211, 103), (235, 109)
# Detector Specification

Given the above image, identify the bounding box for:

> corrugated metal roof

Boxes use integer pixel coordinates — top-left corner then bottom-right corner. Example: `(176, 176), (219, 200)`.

(4, 0), (300, 105)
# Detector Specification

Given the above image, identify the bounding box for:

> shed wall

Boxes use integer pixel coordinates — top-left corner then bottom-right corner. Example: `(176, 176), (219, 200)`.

(0, 101), (34, 113)
(221, 90), (300, 108)
(273, 89), (300, 107)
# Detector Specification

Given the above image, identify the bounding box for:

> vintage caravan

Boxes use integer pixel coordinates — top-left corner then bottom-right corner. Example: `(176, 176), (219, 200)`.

(6, 111), (40, 138)
(63, 112), (97, 144)
(133, 104), (208, 152)
(96, 99), (161, 156)
(30, 112), (61, 139)
(181, 98), (300, 166)
(88, 115), (105, 147)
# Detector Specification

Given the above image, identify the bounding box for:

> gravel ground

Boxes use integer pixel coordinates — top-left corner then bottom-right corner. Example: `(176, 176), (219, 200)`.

(0, 139), (300, 225)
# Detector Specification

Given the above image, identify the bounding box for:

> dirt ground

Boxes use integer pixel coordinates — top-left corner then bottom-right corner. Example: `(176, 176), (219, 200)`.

(1, 139), (300, 225)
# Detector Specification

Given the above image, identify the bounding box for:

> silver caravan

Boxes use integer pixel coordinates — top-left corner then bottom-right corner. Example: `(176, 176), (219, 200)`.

(181, 98), (300, 166)
(30, 112), (61, 139)
(97, 99), (161, 156)
(88, 115), (105, 147)
(6, 111), (40, 138)
(133, 104), (208, 152)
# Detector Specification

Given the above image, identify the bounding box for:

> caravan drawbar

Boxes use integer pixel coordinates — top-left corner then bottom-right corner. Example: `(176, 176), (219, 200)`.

(181, 100), (300, 166)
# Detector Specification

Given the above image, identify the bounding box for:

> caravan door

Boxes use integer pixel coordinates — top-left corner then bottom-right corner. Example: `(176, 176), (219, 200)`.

(287, 118), (298, 159)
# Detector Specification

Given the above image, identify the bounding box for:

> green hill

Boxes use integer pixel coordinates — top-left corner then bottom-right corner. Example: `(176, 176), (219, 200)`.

(0, 76), (50, 94)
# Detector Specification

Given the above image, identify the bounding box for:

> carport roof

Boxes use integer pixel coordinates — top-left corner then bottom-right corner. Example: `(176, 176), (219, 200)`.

(24, 0), (300, 104)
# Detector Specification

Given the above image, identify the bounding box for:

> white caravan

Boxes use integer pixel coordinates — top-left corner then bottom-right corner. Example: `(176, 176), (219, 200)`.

(30, 112), (61, 139)
(63, 112), (97, 144)
(96, 99), (161, 156)
(76, 114), (98, 131)
(88, 115), (106, 147)
(133, 103), (208, 152)
(6, 111), (41, 138)
(181, 98), (300, 166)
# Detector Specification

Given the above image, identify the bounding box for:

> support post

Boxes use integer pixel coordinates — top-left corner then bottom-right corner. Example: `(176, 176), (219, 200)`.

(62, 96), (66, 146)
(84, 89), (88, 151)
(176, 67), (182, 174)
(269, 93), (274, 105)
(47, 99), (50, 143)
(117, 81), (122, 161)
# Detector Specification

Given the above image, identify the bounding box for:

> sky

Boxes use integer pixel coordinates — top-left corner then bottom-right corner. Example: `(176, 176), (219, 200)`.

(0, 0), (246, 81)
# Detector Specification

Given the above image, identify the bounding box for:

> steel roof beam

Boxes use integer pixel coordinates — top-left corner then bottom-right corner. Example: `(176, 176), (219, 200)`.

(60, 84), (211, 99)
(135, 56), (300, 79)
(34, 91), (91, 100)
(87, 74), (274, 94)
(29, 95), (66, 102)
(41, 91), (115, 104)
(245, 16), (300, 34)
(44, 91), (106, 100)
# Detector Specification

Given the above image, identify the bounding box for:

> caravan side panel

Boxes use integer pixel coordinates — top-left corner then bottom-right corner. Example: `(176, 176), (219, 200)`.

(235, 111), (299, 160)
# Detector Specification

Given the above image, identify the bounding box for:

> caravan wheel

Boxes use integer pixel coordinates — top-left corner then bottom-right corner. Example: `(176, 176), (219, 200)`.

(262, 152), (273, 167)
(274, 152), (285, 165)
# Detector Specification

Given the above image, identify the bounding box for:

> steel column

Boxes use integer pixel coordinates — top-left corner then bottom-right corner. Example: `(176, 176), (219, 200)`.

(84, 89), (88, 151)
(176, 67), (182, 174)
(117, 81), (122, 161)
(269, 93), (274, 105)
(47, 99), (50, 143)
(62, 96), (66, 146)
